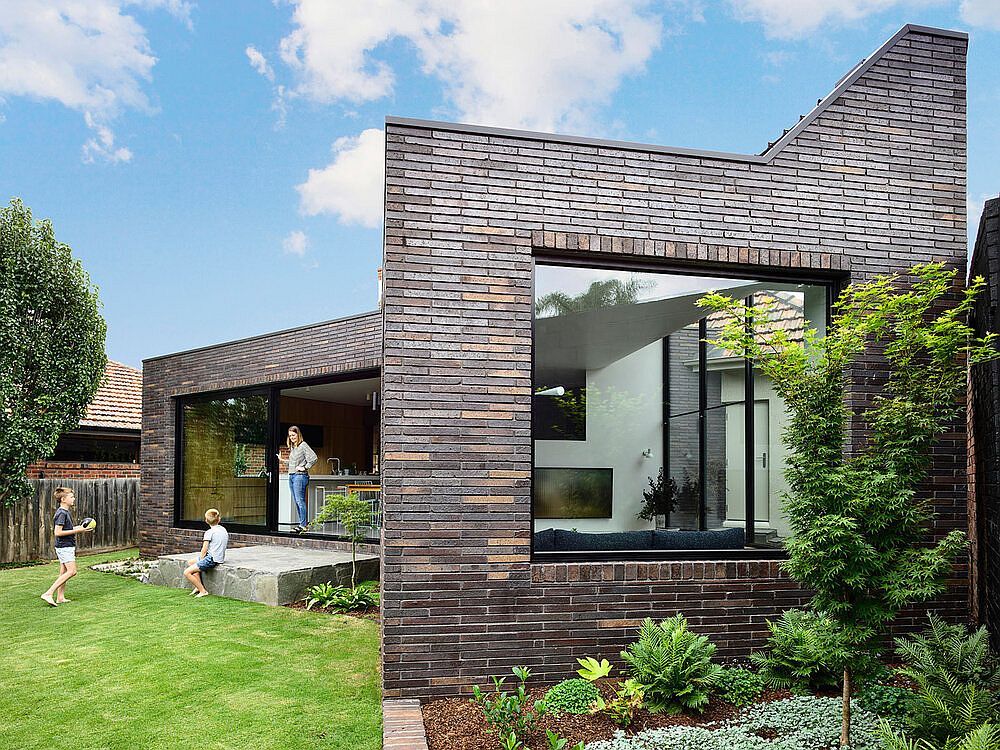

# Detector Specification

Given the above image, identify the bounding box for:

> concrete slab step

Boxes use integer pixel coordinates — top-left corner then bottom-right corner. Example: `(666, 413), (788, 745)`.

(143, 544), (379, 606)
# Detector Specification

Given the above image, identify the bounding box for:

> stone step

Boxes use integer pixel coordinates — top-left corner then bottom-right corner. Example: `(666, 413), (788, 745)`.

(143, 544), (379, 606)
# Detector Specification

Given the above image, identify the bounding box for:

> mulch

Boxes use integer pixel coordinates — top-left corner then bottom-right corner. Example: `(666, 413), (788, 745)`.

(422, 680), (794, 750)
(282, 599), (380, 621)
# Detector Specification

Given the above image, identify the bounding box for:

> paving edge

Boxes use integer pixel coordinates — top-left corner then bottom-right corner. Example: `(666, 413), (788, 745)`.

(383, 699), (429, 750)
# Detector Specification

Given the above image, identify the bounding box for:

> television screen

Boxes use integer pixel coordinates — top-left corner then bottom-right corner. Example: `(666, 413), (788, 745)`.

(534, 467), (613, 519)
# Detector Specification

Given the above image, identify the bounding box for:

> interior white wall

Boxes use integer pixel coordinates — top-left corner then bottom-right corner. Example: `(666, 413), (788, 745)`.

(534, 340), (662, 532)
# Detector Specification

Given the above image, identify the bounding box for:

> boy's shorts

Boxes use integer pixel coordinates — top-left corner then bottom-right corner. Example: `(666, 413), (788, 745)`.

(55, 547), (76, 564)
(196, 554), (217, 571)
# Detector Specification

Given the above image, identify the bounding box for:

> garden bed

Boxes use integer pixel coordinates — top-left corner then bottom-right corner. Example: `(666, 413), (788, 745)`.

(283, 599), (380, 621)
(422, 678), (789, 750)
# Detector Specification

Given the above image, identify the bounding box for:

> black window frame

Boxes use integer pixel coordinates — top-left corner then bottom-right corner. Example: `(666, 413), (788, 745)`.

(172, 367), (381, 541)
(530, 253), (843, 562)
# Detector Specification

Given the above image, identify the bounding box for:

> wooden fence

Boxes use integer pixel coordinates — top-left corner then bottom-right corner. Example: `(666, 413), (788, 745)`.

(0, 478), (139, 563)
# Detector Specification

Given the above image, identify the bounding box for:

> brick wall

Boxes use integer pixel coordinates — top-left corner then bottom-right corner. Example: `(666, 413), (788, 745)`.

(381, 26), (970, 698)
(970, 196), (1000, 645)
(26, 461), (141, 480)
(140, 312), (381, 557)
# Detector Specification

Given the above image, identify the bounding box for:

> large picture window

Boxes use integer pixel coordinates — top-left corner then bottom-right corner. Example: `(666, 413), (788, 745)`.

(532, 261), (830, 557)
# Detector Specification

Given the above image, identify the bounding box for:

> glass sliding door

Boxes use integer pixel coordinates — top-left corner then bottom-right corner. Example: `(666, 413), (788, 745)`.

(179, 393), (272, 528)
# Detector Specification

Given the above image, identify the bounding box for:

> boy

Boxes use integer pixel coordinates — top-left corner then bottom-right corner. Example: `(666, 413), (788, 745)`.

(41, 487), (94, 607)
(183, 508), (228, 598)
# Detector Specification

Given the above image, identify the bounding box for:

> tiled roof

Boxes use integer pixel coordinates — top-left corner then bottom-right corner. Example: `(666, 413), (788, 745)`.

(78, 360), (142, 432)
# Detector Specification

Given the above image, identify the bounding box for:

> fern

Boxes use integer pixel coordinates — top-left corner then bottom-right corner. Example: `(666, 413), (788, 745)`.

(620, 616), (723, 715)
(895, 615), (1000, 692)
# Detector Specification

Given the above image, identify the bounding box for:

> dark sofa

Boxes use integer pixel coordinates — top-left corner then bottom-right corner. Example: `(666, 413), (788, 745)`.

(533, 526), (746, 552)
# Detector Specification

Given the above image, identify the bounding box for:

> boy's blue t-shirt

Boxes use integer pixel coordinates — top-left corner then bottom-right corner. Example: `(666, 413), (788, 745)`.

(53, 507), (75, 548)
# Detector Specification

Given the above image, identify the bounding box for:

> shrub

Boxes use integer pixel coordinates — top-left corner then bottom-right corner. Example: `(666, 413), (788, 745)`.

(304, 581), (379, 611)
(856, 684), (913, 727)
(620, 615), (723, 714)
(750, 609), (881, 694)
(543, 679), (600, 715)
(592, 679), (644, 728)
(895, 615), (1000, 692)
(586, 696), (884, 750)
(714, 667), (764, 708)
(577, 656), (613, 681)
(884, 615), (1000, 747)
(471, 666), (547, 744)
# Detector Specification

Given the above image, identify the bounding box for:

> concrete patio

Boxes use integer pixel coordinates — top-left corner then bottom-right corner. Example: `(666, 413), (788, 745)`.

(144, 544), (379, 606)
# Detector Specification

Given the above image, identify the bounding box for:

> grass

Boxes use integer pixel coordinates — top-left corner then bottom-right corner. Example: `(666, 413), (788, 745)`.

(0, 549), (382, 750)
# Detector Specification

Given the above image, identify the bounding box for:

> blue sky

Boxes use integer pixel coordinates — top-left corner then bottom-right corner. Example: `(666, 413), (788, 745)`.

(1, 1), (998, 369)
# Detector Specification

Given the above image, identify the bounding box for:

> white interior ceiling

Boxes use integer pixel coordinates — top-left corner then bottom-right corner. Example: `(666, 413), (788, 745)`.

(282, 377), (380, 406)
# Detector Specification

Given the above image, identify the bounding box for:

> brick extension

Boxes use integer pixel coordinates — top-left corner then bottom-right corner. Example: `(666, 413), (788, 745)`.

(140, 312), (381, 558)
(381, 25), (971, 698)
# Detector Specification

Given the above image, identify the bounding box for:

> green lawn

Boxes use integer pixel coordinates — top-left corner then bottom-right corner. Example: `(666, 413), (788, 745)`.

(0, 550), (382, 750)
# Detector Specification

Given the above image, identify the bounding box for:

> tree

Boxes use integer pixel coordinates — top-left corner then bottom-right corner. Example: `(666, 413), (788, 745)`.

(697, 264), (998, 747)
(309, 492), (371, 587)
(535, 277), (651, 316)
(0, 199), (107, 506)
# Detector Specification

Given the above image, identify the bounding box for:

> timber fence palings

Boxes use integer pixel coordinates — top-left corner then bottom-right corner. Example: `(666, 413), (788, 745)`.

(0, 478), (139, 563)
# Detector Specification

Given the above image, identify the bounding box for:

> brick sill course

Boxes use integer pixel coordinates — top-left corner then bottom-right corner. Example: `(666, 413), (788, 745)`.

(531, 559), (786, 583)
(383, 699), (429, 750)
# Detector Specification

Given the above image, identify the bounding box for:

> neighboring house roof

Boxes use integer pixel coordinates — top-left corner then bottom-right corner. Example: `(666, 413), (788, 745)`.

(78, 360), (142, 432)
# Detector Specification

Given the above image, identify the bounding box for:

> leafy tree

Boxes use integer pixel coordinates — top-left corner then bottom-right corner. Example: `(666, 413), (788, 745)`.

(0, 199), (106, 506)
(309, 492), (372, 587)
(536, 277), (651, 316)
(696, 264), (998, 747)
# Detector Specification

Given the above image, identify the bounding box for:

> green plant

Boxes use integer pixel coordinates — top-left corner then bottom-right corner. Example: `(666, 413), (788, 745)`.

(592, 679), (645, 728)
(750, 609), (854, 693)
(620, 615), (723, 714)
(877, 718), (1000, 750)
(470, 666), (547, 744)
(895, 615), (1000, 692)
(698, 264), (999, 746)
(500, 732), (522, 750)
(636, 467), (677, 522)
(304, 580), (379, 611)
(543, 678), (600, 715)
(233, 443), (249, 476)
(577, 657), (613, 681)
(856, 684), (913, 726)
(714, 667), (764, 708)
(0, 198), (107, 506)
(886, 615), (1000, 746)
(308, 492), (371, 586)
(586, 696), (885, 750)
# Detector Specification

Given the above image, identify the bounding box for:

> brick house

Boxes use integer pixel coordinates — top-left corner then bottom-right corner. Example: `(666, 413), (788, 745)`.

(141, 25), (972, 699)
(28, 359), (142, 480)
(969, 195), (1000, 647)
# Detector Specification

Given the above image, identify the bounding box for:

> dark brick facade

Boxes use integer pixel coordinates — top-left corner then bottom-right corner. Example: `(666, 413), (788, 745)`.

(381, 25), (970, 698)
(140, 312), (381, 558)
(970, 196), (1000, 646)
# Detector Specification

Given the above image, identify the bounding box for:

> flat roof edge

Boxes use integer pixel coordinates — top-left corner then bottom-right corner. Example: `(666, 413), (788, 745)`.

(387, 24), (967, 164)
(143, 309), (381, 364)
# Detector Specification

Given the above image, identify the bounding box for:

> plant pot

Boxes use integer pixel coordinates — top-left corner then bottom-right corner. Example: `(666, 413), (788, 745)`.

(655, 514), (666, 529)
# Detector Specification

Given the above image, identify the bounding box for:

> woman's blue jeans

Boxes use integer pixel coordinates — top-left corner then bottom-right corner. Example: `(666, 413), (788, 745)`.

(289, 473), (310, 527)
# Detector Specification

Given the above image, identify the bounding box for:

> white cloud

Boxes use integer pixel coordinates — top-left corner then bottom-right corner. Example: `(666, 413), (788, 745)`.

(728, 0), (942, 39)
(276, 0), (665, 132)
(0, 0), (183, 162)
(127, 0), (195, 30)
(246, 45), (274, 81)
(296, 128), (385, 228)
(81, 112), (133, 163)
(961, 0), (1000, 30)
(282, 229), (310, 256)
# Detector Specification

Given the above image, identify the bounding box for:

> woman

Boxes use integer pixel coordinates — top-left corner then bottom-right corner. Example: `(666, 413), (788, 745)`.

(278, 425), (317, 533)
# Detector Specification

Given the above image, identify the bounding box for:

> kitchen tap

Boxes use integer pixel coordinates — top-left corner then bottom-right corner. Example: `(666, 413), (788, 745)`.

(328, 457), (341, 474)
